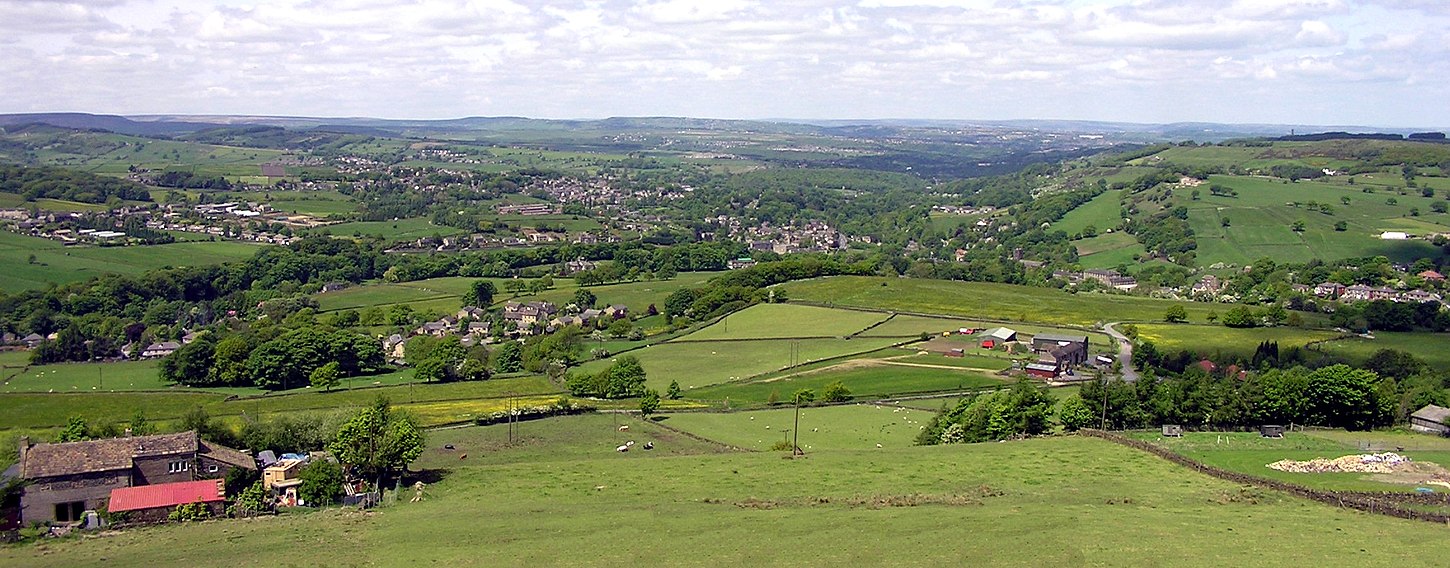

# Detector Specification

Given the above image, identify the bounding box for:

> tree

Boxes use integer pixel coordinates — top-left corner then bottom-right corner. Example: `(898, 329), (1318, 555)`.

(1433, 201), (1448, 214)
(298, 459), (344, 506)
(327, 398), (424, 486)
(229, 479), (271, 517)
(309, 361), (341, 392)
(666, 380), (682, 400)
(793, 389), (817, 404)
(413, 357), (449, 383)
(1304, 365), (1386, 430)
(572, 288), (597, 310)
(58, 415), (90, 442)
(494, 341), (522, 373)
(1221, 216), (1230, 227)
(1205, 310), (1218, 323)
(463, 280), (496, 308)
(1057, 394), (1094, 431)
(1221, 305), (1258, 328)
(129, 409), (156, 436)
(1291, 220), (1306, 232)
(639, 389), (661, 417)
(1334, 220), (1348, 231)
(1362, 349), (1425, 380)
(821, 381), (852, 403)
(664, 288), (697, 317)
(1163, 305), (1188, 323)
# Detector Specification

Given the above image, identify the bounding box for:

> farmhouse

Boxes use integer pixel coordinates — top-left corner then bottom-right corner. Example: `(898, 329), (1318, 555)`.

(140, 341), (181, 359)
(1409, 404), (1449, 436)
(1191, 275), (1222, 295)
(1313, 282), (1346, 298)
(107, 479), (227, 524)
(16, 431), (255, 524)
(1031, 333), (1088, 366)
(504, 301), (558, 330)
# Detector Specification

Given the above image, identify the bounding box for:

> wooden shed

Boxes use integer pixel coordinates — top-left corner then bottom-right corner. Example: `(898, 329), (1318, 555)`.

(1161, 425), (1183, 437)
(1259, 425), (1285, 438)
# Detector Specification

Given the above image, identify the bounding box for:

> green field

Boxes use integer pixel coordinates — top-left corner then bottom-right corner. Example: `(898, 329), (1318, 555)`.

(0, 231), (261, 290)
(8, 430), (1450, 566)
(783, 276), (1241, 327)
(1133, 324), (1344, 358)
(1314, 331), (1450, 369)
(577, 337), (906, 391)
(312, 217), (466, 241)
(412, 413), (731, 470)
(687, 361), (1007, 404)
(0, 130), (286, 177)
(1073, 231), (1148, 269)
(680, 303), (887, 341)
(1134, 430), (1450, 495)
(317, 273), (717, 317)
(661, 404), (931, 450)
(0, 375), (561, 430)
(1053, 188), (1124, 235)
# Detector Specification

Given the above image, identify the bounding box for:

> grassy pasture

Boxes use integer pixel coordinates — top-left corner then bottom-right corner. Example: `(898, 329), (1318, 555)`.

(1073, 231), (1147, 269)
(7, 435), (1450, 566)
(687, 362), (1007, 404)
(854, 315), (1113, 348)
(660, 403), (931, 450)
(1053, 188), (1124, 235)
(311, 217), (466, 240)
(782, 275), (1233, 326)
(316, 273), (716, 317)
(412, 413), (730, 470)
(1313, 332), (1450, 369)
(576, 337), (906, 391)
(0, 231), (260, 290)
(1133, 324), (1344, 359)
(679, 303), (888, 341)
(0, 375), (561, 430)
(1185, 175), (1449, 266)
(1135, 430), (1450, 495)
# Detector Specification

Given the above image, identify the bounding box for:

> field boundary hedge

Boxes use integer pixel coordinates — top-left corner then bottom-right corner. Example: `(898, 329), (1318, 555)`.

(1082, 429), (1450, 524)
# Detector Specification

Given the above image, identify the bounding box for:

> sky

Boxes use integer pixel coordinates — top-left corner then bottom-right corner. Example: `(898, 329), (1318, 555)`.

(1, 0), (1447, 127)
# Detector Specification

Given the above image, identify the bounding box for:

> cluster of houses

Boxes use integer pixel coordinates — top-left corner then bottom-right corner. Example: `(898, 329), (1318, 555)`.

(1051, 268), (1139, 291)
(380, 301), (630, 362)
(1308, 279), (1444, 304)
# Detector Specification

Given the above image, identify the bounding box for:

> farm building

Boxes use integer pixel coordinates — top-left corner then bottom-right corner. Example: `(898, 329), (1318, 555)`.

(1259, 425), (1285, 438)
(1032, 333), (1088, 369)
(1409, 404), (1449, 436)
(108, 479), (227, 524)
(1161, 425), (1183, 437)
(1025, 362), (1061, 379)
(983, 327), (1018, 343)
(16, 431), (254, 525)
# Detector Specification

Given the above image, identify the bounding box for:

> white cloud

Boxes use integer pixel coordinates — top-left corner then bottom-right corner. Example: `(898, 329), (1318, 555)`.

(0, 0), (1444, 127)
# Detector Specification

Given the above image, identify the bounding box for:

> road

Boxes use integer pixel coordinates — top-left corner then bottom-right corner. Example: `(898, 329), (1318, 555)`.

(1102, 322), (1140, 382)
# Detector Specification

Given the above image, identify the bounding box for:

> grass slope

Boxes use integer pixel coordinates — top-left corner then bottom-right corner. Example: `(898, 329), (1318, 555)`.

(576, 337), (906, 391)
(783, 275), (1229, 326)
(688, 362), (1006, 404)
(0, 231), (260, 290)
(8, 435), (1450, 567)
(1133, 324), (1344, 358)
(680, 303), (888, 341)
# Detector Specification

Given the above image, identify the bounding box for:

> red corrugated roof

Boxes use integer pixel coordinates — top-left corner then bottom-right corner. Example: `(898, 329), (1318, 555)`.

(108, 479), (225, 512)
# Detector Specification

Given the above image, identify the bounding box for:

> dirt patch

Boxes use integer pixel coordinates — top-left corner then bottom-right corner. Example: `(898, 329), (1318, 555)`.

(1269, 453), (1450, 488)
(757, 358), (884, 383)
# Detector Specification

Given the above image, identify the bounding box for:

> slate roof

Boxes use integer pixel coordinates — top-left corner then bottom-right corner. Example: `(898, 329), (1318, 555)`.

(22, 431), (198, 479)
(199, 439), (257, 470)
(1033, 333), (1088, 345)
(108, 479), (225, 512)
(1411, 404), (1450, 425)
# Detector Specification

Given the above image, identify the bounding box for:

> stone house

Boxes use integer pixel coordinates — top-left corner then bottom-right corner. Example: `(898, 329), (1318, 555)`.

(16, 431), (255, 524)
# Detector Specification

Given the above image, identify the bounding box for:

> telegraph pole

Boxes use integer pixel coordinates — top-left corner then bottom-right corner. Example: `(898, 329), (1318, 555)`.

(793, 395), (802, 455)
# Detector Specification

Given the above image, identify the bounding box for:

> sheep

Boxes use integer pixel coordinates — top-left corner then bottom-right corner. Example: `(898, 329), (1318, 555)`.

(618, 425), (630, 432)
(876, 443), (883, 448)
(643, 442), (654, 450)
(626, 440), (635, 447)
(616, 444), (629, 452)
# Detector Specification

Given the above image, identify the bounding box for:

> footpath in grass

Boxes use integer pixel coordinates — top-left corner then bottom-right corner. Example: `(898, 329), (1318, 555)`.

(10, 436), (1450, 567)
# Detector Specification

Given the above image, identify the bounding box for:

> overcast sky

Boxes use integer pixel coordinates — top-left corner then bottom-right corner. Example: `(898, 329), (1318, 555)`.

(1, 0), (1446, 127)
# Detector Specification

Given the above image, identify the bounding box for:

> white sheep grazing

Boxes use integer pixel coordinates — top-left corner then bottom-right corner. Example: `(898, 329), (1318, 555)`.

(764, 425), (770, 430)
(626, 440), (635, 447)
(876, 443), (883, 448)
(618, 425), (629, 432)
(616, 444), (629, 452)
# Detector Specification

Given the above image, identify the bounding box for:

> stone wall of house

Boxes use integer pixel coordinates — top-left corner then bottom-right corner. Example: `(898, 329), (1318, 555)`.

(132, 455), (197, 486)
(20, 470), (129, 524)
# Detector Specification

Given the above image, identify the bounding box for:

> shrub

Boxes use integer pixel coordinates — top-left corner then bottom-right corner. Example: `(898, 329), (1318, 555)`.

(298, 460), (344, 507)
(821, 381), (852, 403)
(169, 501), (211, 522)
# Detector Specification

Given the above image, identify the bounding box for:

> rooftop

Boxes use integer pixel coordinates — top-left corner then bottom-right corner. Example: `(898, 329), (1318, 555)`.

(108, 479), (226, 512)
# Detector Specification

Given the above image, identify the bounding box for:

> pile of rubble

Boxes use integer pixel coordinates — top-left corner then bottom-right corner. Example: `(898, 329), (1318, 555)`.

(1268, 453), (1412, 474)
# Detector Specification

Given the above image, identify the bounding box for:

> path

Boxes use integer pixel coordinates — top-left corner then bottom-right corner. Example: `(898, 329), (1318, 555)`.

(1102, 322), (1139, 382)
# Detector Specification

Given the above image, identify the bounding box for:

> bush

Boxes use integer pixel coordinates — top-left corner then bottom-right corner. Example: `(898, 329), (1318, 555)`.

(169, 501), (211, 522)
(298, 460), (344, 507)
(821, 381), (852, 403)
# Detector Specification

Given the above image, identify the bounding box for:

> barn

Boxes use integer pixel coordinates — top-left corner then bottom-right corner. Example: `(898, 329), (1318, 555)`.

(107, 479), (226, 524)
(1409, 404), (1449, 436)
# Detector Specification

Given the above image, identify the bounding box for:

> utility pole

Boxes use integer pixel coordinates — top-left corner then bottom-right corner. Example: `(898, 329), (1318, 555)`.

(793, 395), (802, 455)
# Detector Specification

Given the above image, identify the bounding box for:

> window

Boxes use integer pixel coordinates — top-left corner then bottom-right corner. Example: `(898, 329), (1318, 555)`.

(168, 460), (189, 474)
(207, 465), (219, 473)
(54, 501), (85, 523)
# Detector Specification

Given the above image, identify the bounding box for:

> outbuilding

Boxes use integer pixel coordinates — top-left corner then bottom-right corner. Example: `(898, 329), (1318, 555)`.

(1409, 404), (1450, 436)
(107, 479), (226, 524)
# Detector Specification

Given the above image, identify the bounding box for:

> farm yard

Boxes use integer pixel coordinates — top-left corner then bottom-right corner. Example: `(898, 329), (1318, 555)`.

(7, 434), (1450, 567)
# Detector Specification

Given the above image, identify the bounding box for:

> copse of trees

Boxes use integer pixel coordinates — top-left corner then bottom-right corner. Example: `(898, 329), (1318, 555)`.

(566, 355), (647, 399)
(916, 380), (1055, 445)
(0, 164), (153, 203)
(160, 326), (385, 390)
